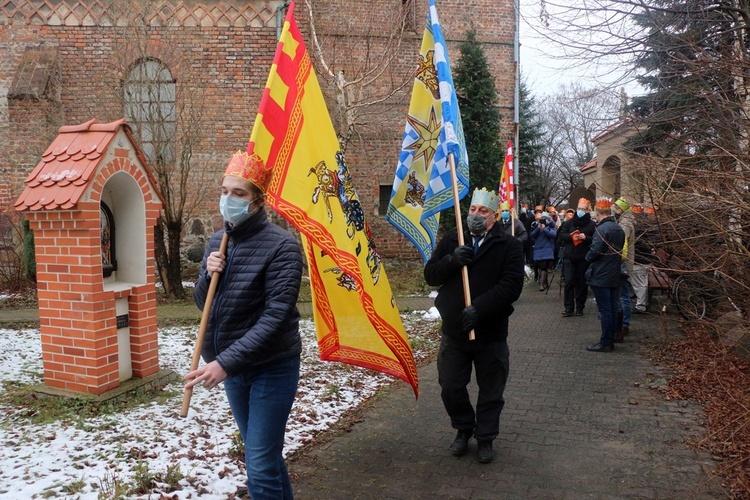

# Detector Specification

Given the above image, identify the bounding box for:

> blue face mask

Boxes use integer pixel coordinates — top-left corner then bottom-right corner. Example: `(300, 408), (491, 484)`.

(576, 210), (586, 218)
(501, 211), (510, 221)
(220, 194), (260, 226)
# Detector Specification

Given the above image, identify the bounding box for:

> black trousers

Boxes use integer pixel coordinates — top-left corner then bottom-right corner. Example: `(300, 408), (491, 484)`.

(437, 332), (510, 443)
(563, 258), (589, 313)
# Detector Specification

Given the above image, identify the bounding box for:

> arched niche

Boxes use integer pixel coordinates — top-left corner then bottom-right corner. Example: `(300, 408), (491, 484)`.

(101, 170), (147, 287)
(600, 155), (622, 199)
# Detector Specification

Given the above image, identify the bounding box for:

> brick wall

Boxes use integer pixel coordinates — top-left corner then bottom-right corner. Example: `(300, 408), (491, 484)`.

(1, 0), (516, 261)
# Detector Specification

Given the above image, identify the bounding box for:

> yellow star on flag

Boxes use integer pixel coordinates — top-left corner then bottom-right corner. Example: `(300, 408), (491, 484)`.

(405, 106), (440, 172)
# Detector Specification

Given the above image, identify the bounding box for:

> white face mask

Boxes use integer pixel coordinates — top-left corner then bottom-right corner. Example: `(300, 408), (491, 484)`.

(220, 194), (261, 226)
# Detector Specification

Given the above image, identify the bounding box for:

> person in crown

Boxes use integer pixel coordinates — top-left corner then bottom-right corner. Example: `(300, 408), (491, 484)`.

(424, 187), (524, 464)
(557, 198), (596, 316)
(584, 197), (625, 353)
(186, 150), (303, 499)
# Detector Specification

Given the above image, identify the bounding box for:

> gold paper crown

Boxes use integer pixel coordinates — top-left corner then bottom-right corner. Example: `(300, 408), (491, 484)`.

(595, 197), (613, 210)
(470, 188), (498, 210)
(224, 150), (272, 192)
(499, 201), (511, 211)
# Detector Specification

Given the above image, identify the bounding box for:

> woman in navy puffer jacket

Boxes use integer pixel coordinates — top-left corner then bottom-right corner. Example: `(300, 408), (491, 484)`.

(188, 172), (302, 500)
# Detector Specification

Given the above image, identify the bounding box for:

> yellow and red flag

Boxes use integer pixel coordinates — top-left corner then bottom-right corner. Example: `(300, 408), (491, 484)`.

(498, 141), (514, 210)
(244, 2), (418, 395)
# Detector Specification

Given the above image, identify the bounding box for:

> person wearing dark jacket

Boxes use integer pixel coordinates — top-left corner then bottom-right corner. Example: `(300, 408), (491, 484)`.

(186, 151), (303, 499)
(497, 201), (528, 244)
(530, 215), (557, 291)
(584, 197), (626, 352)
(518, 203), (534, 266)
(425, 188), (524, 465)
(557, 198), (596, 316)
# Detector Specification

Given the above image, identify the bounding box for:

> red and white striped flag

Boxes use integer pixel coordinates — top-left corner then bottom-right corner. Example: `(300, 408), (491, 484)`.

(498, 141), (514, 209)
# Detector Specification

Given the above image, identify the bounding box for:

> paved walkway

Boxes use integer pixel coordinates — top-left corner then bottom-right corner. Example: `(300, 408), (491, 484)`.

(289, 283), (726, 499)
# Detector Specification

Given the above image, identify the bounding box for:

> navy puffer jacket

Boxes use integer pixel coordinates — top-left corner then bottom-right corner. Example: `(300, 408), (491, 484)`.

(585, 216), (625, 288)
(194, 210), (303, 376)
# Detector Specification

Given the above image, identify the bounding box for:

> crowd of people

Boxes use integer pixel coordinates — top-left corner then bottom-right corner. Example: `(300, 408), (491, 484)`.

(190, 167), (660, 484)
(515, 195), (659, 352)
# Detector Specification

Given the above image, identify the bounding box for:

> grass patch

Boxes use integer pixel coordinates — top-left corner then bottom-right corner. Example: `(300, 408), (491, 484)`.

(0, 380), (179, 427)
(0, 287), (38, 309)
(383, 258), (430, 296)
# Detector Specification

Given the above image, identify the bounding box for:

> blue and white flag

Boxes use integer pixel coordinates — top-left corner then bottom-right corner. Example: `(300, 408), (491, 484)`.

(386, 0), (469, 262)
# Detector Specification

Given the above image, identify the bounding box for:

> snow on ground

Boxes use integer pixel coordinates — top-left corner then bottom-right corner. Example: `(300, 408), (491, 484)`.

(0, 312), (440, 499)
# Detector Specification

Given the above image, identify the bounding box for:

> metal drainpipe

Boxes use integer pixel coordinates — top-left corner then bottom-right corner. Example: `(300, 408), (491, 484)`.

(276, 1), (292, 40)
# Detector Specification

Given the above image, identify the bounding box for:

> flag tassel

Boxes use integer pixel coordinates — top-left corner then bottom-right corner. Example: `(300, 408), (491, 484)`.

(448, 152), (475, 341)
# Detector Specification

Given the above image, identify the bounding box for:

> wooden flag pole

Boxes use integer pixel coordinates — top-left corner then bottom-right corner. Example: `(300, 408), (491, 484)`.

(180, 232), (229, 418)
(448, 153), (475, 341)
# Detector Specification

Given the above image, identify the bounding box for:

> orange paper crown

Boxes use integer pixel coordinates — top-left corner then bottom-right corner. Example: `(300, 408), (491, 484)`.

(631, 204), (644, 214)
(595, 197), (613, 210)
(578, 197), (591, 209)
(224, 150), (272, 192)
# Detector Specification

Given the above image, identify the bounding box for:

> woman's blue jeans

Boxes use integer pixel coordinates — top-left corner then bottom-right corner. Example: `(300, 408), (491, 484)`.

(591, 285), (620, 346)
(223, 354), (300, 500)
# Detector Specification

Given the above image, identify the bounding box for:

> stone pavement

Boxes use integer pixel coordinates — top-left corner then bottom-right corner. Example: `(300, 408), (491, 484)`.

(289, 283), (727, 499)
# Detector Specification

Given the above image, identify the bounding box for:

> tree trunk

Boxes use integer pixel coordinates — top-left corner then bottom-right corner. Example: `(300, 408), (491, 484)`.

(154, 217), (186, 299)
(166, 220), (186, 299)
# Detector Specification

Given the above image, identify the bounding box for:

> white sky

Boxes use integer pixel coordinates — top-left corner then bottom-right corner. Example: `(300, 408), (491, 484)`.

(518, 0), (646, 98)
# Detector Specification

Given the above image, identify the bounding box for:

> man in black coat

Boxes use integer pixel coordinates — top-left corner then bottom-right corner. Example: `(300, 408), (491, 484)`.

(557, 198), (596, 316)
(425, 188), (524, 464)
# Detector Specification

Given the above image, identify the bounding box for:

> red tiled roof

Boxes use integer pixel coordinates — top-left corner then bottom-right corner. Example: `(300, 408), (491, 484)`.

(15, 119), (136, 211)
(580, 157), (597, 172)
(591, 116), (635, 144)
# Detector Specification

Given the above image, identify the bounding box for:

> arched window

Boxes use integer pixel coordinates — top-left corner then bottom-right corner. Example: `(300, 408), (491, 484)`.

(123, 58), (176, 164)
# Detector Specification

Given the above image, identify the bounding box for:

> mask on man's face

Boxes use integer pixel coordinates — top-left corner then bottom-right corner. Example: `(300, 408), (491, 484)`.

(466, 213), (488, 235)
(501, 211), (510, 221)
(220, 194), (261, 226)
(576, 210), (586, 218)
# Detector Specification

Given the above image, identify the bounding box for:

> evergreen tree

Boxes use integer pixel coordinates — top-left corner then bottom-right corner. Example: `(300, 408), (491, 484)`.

(517, 80), (546, 206)
(628, 1), (747, 160)
(625, 1), (750, 311)
(440, 29), (503, 232)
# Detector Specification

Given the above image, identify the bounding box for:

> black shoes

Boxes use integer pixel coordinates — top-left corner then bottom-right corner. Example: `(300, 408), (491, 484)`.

(575, 310), (584, 316)
(450, 429), (472, 456)
(562, 310), (574, 317)
(586, 342), (614, 352)
(477, 441), (494, 463)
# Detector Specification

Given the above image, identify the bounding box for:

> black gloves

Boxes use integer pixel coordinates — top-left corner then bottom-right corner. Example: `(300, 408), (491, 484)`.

(461, 305), (479, 334)
(449, 245), (474, 267)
